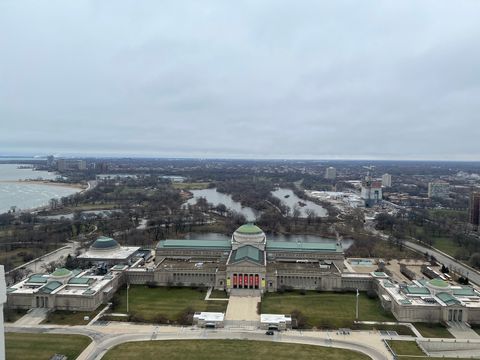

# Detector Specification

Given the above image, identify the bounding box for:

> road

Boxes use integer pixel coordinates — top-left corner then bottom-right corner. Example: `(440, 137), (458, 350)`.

(403, 240), (480, 285)
(6, 323), (393, 360)
(366, 220), (480, 286)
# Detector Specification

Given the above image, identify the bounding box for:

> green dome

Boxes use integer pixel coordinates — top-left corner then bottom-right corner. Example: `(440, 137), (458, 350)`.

(428, 278), (449, 288)
(235, 224), (264, 235)
(91, 236), (120, 250)
(51, 268), (72, 277)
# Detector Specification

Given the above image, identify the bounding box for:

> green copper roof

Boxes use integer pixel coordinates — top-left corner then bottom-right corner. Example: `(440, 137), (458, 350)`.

(405, 286), (430, 295)
(232, 245), (262, 263)
(436, 292), (460, 306)
(428, 278), (449, 288)
(91, 236), (119, 249)
(27, 274), (48, 284)
(40, 281), (63, 294)
(68, 277), (92, 285)
(453, 287), (476, 297)
(51, 268), (72, 277)
(266, 241), (342, 252)
(235, 224), (264, 235)
(157, 239), (231, 250)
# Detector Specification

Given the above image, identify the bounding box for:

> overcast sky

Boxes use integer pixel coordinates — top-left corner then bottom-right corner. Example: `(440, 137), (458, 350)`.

(1, 1), (480, 160)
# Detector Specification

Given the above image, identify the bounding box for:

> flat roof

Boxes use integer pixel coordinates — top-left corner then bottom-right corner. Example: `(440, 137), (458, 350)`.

(266, 240), (342, 252)
(78, 246), (140, 260)
(260, 314), (292, 323)
(193, 312), (224, 321)
(157, 239), (231, 250)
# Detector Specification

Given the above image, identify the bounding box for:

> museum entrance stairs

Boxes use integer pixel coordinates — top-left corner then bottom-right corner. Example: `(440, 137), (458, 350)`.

(14, 308), (48, 326)
(446, 322), (480, 339)
(229, 289), (261, 297)
(225, 290), (261, 323)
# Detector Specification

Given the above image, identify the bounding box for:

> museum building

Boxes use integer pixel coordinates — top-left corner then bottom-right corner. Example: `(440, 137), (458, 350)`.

(150, 223), (347, 292)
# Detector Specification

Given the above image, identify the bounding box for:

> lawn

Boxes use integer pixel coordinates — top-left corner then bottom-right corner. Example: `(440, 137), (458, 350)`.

(103, 340), (370, 360)
(0, 246), (58, 270)
(413, 323), (453, 338)
(111, 286), (227, 323)
(261, 291), (395, 329)
(42, 307), (103, 326)
(387, 340), (424, 356)
(6, 332), (91, 360)
(172, 182), (211, 190)
(387, 340), (470, 360)
(3, 308), (27, 323)
(432, 237), (461, 257)
(210, 289), (229, 299)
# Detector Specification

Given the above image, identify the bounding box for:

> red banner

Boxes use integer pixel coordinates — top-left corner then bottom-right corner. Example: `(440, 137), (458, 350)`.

(255, 274), (259, 287)
(239, 274), (243, 286)
(249, 275), (254, 287)
(244, 275), (248, 287)
(233, 274), (237, 286)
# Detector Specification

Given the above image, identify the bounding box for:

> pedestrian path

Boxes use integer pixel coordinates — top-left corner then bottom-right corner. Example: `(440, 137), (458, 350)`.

(14, 308), (48, 326)
(446, 321), (480, 339)
(225, 292), (261, 321)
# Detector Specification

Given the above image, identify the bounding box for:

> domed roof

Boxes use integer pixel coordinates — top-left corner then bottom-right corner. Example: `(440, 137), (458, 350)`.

(232, 223), (266, 250)
(91, 236), (120, 250)
(428, 278), (449, 288)
(235, 224), (264, 235)
(51, 268), (72, 277)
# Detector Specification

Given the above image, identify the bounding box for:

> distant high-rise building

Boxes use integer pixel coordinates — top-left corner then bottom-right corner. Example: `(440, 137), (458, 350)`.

(57, 158), (67, 171)
(427, 181), (450, 199)
(46, 155), (55, 167)
(361, 175), (382, 207)
(325, 167), (336, 180)
(382, 173), (392, 187)
(469, 192), (480, 230)
(57, 159), (87, 172)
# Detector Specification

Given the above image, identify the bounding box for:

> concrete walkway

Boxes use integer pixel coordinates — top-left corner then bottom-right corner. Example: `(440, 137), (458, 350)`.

(6, 323), (394, 360)
(225, 293), (261, 321)
(14, 308), (49, 326)
(446, 321), (480, 339)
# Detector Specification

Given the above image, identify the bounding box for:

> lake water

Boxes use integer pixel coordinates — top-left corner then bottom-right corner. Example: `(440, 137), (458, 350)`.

(271, 188), (328, 218)
(0, 164), (80, 214)
(186, 187), (327, 221)
(186, 188), (257, 221)
(185, 232), (353, 250)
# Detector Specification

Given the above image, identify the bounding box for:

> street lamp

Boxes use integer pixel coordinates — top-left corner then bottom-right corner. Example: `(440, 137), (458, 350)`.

(355, 289), (359, 320)
(126, 281), (130, 314)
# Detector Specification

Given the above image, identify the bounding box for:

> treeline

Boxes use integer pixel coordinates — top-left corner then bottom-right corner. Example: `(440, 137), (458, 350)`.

(375, 209), (480, 266)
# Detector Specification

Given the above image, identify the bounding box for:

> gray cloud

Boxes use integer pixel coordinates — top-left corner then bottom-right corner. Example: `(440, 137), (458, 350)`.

(1, 0), (480, 160)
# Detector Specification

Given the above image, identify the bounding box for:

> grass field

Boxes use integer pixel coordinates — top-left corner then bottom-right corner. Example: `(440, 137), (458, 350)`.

(172, 182), (211, 190)
(387, 340), (470, 360)
(210, 289), (229, 299)
(112, 286), (227, 323)
(0, 246), (59, 269)
(42, 307), (103, 326)
(6, 333), (91, 360)
(3, 308), (27, 323)
(103, 340), (370, 360)
(413, 323), (453, 338)
(432, 237), (461, 257)
(261, 291), (394, 328)
(387, 340), (424, 356)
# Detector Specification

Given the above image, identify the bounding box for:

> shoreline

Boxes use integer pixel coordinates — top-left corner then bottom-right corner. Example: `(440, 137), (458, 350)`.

(0, 180), (89, 215)
(0, 179), (85, 190)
